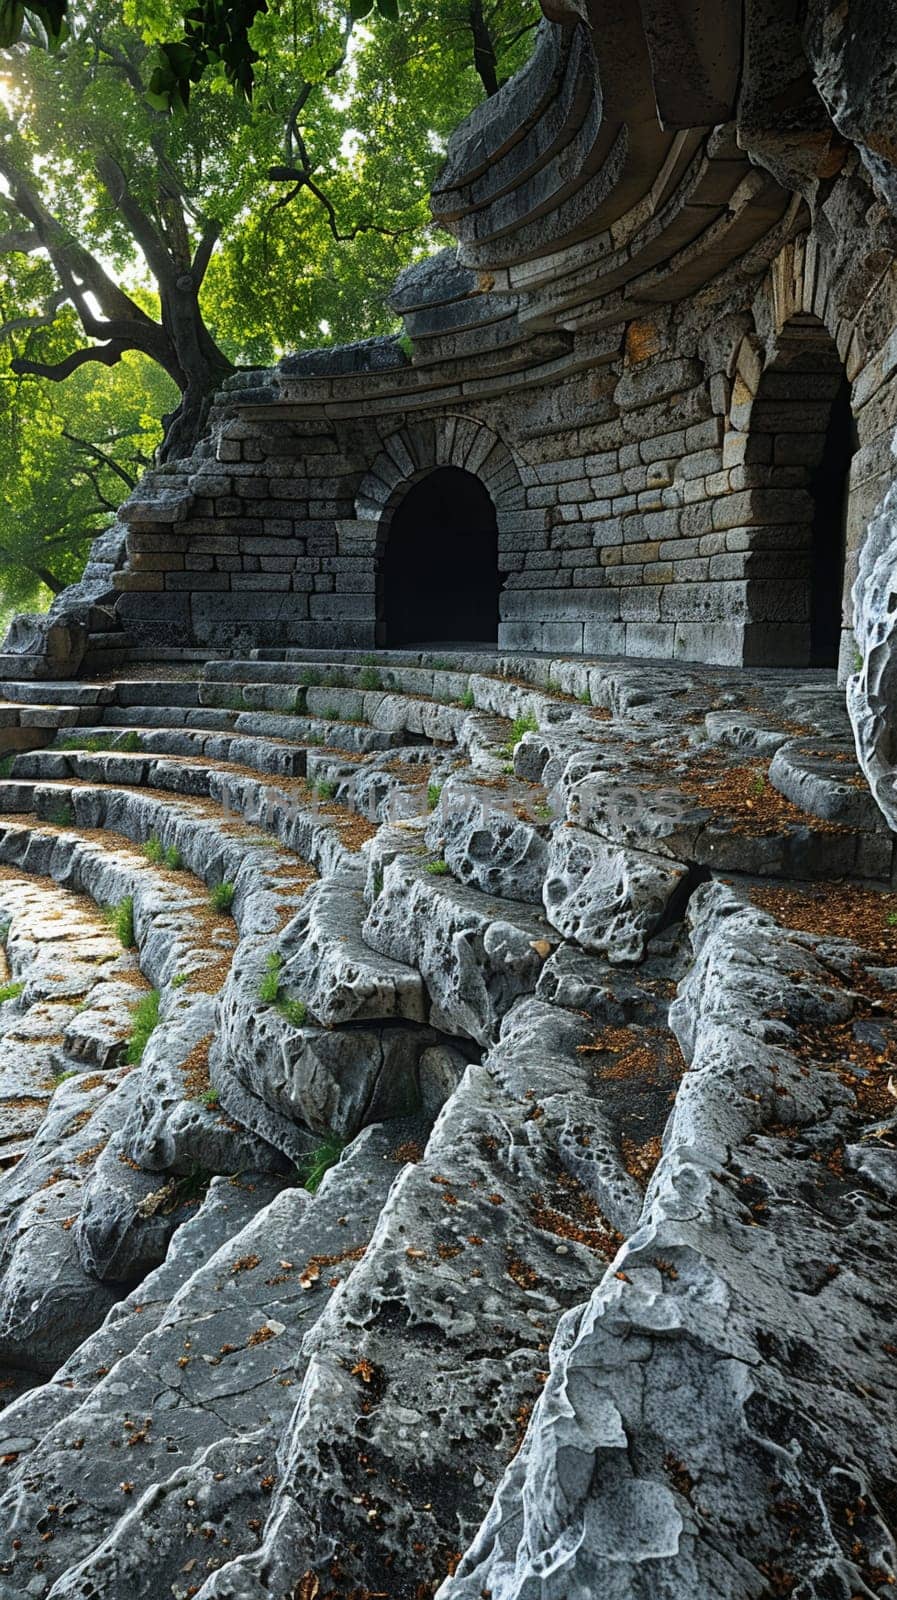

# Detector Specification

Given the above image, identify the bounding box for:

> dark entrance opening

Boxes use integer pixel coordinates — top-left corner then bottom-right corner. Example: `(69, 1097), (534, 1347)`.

(808, 374), (855, 667)
(745, 317), (856, 668)
(381, 466), (499, 647)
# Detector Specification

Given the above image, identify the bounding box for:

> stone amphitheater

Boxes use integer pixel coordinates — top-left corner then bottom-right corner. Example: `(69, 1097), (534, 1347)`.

(1, 1), (897, 1596)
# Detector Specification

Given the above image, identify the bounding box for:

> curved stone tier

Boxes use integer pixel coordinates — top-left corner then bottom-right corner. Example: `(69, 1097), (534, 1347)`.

(0, 648), (892, 1596)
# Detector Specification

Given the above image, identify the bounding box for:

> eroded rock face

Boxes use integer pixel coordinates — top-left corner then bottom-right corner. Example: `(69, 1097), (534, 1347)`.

(542, 825), (690, 962)
(848, 447), (897, 831)
(0, 615), (88, 682)
(439, 883), (897, 1599)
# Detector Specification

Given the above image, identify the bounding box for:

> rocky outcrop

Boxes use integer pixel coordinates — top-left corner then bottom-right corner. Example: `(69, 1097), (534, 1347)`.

(0, 648), (891, 1598)
(848, 439), (897, 832)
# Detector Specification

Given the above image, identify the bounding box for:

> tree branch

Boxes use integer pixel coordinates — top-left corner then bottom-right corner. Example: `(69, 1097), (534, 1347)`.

(0, 228), (41, 254)
(11, 341), (130, 381)
(0, 290), (66, 342)
(61, 428), (138, 490)
(191, 219), (221, 288)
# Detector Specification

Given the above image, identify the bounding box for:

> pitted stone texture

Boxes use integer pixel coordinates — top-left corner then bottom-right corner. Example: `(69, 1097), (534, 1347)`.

(212, 935), (433, 1151)
(0, 1173), (283, 1451)
(0, 1123), (420, 1600)
(74, 1129), (201, 1285)
(361, 853), (555, 1044)
(184, 999), (638, 1600)
(439, 883), (897, 1600)
(542, 825), (689, 963)
(276, 872), (427, 1025)
(769, 737), (888, 830)
(848, 458), (897, 832)
(426, 780), (550, 903)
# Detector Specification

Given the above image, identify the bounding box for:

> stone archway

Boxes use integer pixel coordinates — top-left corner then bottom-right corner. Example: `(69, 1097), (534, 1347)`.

(730, 316), (857, 668)
(380, 466), (499, 646)
(354, 415), (528, 649)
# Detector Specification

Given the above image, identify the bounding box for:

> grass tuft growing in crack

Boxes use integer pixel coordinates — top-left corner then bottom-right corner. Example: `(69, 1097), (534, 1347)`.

(208, 881), (235, 913)
(257, 950), (306, 1025)
(0, 979), (24, 1003)
(105, 895), (135, 949)
(298, 1135), (345, 1194)
(258, 950), (283, 1004)
(501, 713), (538, 760)
(142, 834), (182, 870)
(125, 989), (161, 1065)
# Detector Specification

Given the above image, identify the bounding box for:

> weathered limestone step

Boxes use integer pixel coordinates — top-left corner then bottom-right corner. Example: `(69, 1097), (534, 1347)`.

(0, 780), (320, 922)
(0, 1119), (428, 1600)
(193, 994), (661, 1600)
(277, 871), (427, 1026)
(19, 732), (307, 784)
(0, 766), (379, 890)
(769, 737), (887, 831)
(554, 740), (895, 881)
(92, 724), (310, 776)
(0, 1173), (283, 1440)
(362, 851), (558, 1044)
(425, 771), (553, 903)
(0, 820), (285, 1373)
(0, 872), (143, 1163)
(442, 882), (897, 1597)
(212, 928), (455, 1161)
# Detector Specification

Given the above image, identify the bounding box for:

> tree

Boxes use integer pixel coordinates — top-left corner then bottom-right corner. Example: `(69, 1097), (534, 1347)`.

(0, 249), (175, 610)
(0, 0), (537, 452)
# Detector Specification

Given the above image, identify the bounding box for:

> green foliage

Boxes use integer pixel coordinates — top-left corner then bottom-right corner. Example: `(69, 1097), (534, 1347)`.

(119, 730), (143, 752)
(0, 0), (539, 608)
(0, 756), (15, 779)
(457, 687), (475, 710)
(501, 713), (538, 759)
(426, 858), (449, 875)
(577, 688), (592, 705)
(297, 1134), (345, 1194)
(534, 802), (553, 821)
(125, 988), (161, 1064)
(0, 979), (24, 1003)
(298, 669), (321, 688)
(51, 1067), (79, 1086)
(427, 782), (442, 811)
(277, 997), (307, 1027)
(47, 801), (74, 826)
(359, 666), (382, 690)
(142, 834), (182, 869)
(208, 880), (236, 912)
(106, 895), (135, 949)
(314, 779), (336, 801)
(171, 971), (189, 987)
(201, 1086), (220, 1106)
(258, 949), (283, 1004)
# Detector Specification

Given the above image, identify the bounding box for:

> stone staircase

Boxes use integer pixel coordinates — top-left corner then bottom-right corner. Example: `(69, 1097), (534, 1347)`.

(0, 650), (894, 1598)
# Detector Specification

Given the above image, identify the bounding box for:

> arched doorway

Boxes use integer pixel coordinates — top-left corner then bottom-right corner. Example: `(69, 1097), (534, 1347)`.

(746, 317), (856, 668)
(380, 466), (500, 647)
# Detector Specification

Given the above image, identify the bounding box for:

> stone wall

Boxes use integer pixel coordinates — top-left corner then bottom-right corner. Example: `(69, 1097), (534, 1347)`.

(115, 208), (897, 672)
(28, 0), (897, 676)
